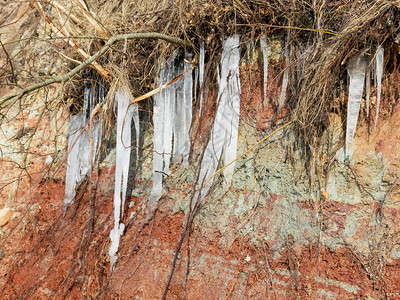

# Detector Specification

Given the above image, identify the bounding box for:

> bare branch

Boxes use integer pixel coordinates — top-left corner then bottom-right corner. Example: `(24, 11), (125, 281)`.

(0, 32), (190, 109)
(49, 0), (82, 25)
(30, 0), (110, 79)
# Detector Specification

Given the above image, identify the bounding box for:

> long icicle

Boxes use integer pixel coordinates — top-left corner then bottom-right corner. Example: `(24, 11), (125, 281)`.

(221, 36), (241, 187)
(278, 36), (289, 112)
(109, 89), (136, 271)
(173, 61), (185, 163)
(171, 54), (193, 164)
(365, 64), (371, 118)
(193, 35), (241, 208)
(182, 52), (193, 166)
(148, 68), (164, 213)
(374, 46), (384, 129)
(64, 81), (102, 212)
(198, 42), (205, 114)
(162, 59), (175, 174)
(149, 53), (193, 215)
(346, 53), (367, 156)
(64, 113), (84, 210)
(260, 34), (268, 105)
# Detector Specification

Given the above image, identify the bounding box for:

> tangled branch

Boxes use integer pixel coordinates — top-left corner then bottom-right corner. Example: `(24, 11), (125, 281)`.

(0, 32), (190, 109)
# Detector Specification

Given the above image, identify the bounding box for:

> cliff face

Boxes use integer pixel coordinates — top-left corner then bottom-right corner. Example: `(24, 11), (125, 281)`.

(1, 2), (400, 299)
(106, 65), (400, 299)
(1, 60), (400, 299)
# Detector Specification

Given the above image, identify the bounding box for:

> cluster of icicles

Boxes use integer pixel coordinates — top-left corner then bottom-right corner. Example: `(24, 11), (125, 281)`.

(346, 46), (384, 155)
(63, 36), (384, 270)
(64, 80), (103, 210)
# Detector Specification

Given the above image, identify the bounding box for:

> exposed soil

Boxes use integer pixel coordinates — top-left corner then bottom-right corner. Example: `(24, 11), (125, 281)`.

(1, 4), (400, 298)
(1, 55), (400, 300)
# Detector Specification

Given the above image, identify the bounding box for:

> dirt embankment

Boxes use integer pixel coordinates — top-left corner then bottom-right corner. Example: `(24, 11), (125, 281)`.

(1, 55), (400, 299)
(1, 2), (400, 299)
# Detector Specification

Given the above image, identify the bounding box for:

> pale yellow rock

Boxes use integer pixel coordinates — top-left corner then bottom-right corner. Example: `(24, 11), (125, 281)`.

(0, 207), (14, 227)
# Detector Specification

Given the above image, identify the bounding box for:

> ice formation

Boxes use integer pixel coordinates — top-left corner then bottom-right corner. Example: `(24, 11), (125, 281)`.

(374, 46), (384, 128)
(162, 62), (174, 173)
(260, 35), (268, 103)
(278, 37), (290, 112)
(109, 89), (140, 271)
(193, 35), (241, 208)
(365, 64), (371, 117)
(150, 67), (165, 208)
(219, 36), (241, 186)
(346, 53), (367, 155)
(64, 82), (102, 211)
(173, 53), (193, 166)
(198, 42), (205, 114)
(64, 114), (84, 208)
(148, 52), (193, 212)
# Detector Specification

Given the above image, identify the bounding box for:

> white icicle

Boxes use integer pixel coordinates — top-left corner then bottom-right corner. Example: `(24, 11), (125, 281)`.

(109, 89), (137, 271)
(372, 58), (376, 88)
(374, 46), (384, 128)
(180, 53), (193, 166)
(78, 128), (91, 178)
(365, 65), (371, 118)
(149, 53), (193, 213)
(149, 70), (164, 212)
(149, 58), (177, 213)
(162, 61), (175, 174)
(64, 114), (84, 209)
(173, 54), (193, 164)
(346, 53), (367, 156)
(92, 82), (104, 162)
(260, 35), (268, 103)
(173, 61), (185, 161)
(199, 42), (205, 114)
(193, 35), (241, 208)
(132, 101), (140, 162)
(174, 54), (193, 166)
(64, 84), (101, 211)
(220, 36), (241, 187)
(78, 85), (92, 178)
(278, 37), (290, 112)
